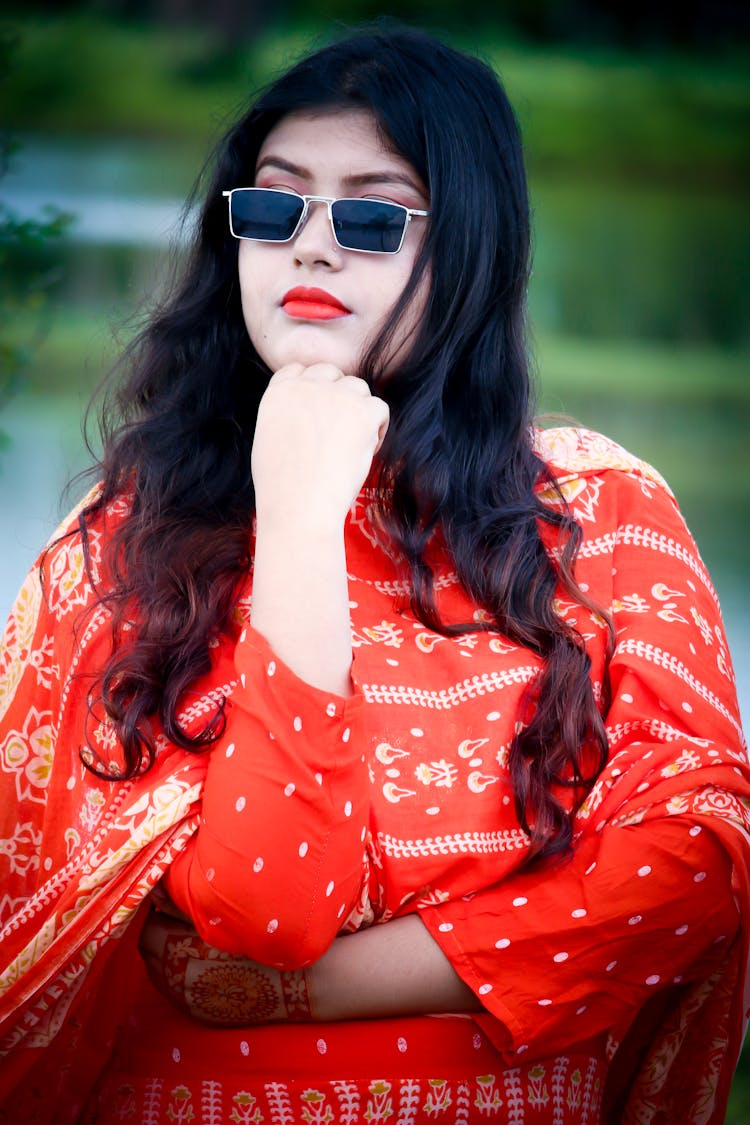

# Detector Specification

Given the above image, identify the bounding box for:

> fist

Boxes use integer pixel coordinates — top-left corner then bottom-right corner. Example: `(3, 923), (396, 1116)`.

(251, 363), (389, 529)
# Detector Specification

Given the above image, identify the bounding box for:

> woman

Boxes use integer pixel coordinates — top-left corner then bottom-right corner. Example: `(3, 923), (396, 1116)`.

(1, 24), (748, 1125)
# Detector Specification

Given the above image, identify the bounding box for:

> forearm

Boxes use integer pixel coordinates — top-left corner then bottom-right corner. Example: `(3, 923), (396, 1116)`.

(140, 908), (481, 1025)
(249, 361), (388, 698)
(251, 517), (354, 696)
(310, 914), (481, 1020)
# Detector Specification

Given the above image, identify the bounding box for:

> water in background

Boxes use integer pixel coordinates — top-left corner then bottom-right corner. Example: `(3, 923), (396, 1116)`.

(1, 136), (748, 727)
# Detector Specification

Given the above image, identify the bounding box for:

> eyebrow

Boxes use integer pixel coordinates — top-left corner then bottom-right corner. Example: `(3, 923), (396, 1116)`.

(255, 155), (424, 195)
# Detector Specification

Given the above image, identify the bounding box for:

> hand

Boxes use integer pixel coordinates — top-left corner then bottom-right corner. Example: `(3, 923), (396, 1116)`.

(138, 906), (313, 1026)
(251, 363), (389, 531)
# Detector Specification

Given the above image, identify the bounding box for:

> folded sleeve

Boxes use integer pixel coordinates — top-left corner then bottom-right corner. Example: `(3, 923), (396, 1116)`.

(420, 811), (739, 1056)
(421, 466), (749, 1058)
(165, 625), (369, 967)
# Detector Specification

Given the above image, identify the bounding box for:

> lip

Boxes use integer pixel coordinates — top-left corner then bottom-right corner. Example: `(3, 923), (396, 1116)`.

(281, 286), (351, 320)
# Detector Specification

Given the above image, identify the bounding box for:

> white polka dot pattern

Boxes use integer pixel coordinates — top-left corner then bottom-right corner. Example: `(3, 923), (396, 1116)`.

(95, 431), (746, 1098)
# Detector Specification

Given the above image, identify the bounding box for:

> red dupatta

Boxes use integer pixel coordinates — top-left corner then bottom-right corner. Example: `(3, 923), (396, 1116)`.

(0, 489), (215, 1117)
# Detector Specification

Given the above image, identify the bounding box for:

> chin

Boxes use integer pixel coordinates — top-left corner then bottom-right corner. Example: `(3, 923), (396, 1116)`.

(279, 347), (359, 374)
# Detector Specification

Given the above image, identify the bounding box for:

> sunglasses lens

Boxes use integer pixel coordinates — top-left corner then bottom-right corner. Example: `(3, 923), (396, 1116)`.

(331, 199), (407, 253)
(230, 189), (303, 241)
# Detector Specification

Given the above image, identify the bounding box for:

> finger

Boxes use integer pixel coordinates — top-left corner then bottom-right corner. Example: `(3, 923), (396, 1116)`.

(339, 374), (372, 396)
(298, 363), (349, 383)
(270, 362), (306, 384)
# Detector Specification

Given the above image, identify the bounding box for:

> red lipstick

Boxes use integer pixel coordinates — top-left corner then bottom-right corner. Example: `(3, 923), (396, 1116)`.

(281, 286), (351, 320)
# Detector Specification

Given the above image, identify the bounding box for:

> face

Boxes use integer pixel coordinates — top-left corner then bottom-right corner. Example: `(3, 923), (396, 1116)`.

(236, 108), (429, 378)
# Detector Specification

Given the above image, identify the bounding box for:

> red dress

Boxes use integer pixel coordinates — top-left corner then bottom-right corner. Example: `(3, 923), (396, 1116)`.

(1, 427), (748, 1124)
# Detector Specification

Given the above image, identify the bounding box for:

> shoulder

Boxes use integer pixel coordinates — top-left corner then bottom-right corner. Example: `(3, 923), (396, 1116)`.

(533, 425), (674, 496)
(532, 425), (689, 540)
(46, 481), (106, 545)
(533, 424), (679, 519)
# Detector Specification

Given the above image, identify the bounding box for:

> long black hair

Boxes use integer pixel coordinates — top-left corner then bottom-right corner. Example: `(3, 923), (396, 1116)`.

(69, 24), (610, 859)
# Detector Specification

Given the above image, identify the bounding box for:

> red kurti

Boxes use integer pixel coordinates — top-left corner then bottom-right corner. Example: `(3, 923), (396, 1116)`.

(1, 427), (748, 1124)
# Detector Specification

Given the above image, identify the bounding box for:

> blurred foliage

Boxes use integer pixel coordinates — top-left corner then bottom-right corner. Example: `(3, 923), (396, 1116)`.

(0, 27), (72, 416)
(0, 10), (748, 188)
(9, 0), (750, 50)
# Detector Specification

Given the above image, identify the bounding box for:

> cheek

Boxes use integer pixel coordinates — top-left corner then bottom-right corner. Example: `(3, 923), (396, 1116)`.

(371, 263), (431, 378)
(237, 244), (265, 341)
(385, 257), (431, 337)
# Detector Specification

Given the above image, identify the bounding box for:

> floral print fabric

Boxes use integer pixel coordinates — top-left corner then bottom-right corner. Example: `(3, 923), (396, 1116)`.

(1, 427), (748, 1124)
(84, 988), (608, 1124)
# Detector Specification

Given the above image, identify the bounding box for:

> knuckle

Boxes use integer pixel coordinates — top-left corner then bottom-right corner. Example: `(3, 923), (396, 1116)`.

(272, 362), (305, 383)
(304, 362), (339, 380)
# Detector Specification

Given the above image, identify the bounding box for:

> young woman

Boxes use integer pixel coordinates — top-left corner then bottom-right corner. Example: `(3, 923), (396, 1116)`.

(1, 25), (748, 1125)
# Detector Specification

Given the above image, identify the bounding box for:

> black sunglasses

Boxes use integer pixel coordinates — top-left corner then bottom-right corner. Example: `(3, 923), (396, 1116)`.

(223, 187), (429, 254)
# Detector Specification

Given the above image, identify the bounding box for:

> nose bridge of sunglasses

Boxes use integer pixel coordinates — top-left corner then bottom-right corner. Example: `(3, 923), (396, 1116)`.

(292, 196), (339, 247)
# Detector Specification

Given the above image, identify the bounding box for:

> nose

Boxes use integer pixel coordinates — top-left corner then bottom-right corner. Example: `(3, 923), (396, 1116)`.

(293, 199), (343, 269)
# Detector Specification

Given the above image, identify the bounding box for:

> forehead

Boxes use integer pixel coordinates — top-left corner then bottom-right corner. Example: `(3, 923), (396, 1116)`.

(255, 107), (415, 177)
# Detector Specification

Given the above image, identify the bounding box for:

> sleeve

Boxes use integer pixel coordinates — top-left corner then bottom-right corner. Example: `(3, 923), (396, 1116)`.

(165, 624), (369, 967)
(419, 467), (749, 1058)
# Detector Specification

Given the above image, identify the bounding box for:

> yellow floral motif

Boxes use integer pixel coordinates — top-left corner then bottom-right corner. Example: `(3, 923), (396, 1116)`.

(566, 1069), (582, 1111)
(230, 1091), (264, 1124)
(424, 1079), (452, 1117)
(79, 778), (202, 891)
(361, 621), (404, 647)
(414, 760), (458, 788)
(527, 1063), (549, 1108)
(613, 593), (650, 614)
(365, 1079), (394, 1122)
(166, 1085), (195, 1123)
(0, 708), (54, 804)
(300, 1089), (334, 1123)
(0, 569), (43, 724)
(474, 1074), (503, 1113)
(94, 719), (118, 752)
(45, 531), (102, 621)
(79, 788), (107, 834)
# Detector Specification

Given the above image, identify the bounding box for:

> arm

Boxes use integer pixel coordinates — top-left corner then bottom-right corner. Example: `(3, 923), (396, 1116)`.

(421, 806), (740, 1053)
(138, 907), (480, 1026)
(250, 362), (388, 696)
(143, 813), (739, 1030)
(162, 364), (389, 964)
(163, 629), (369, 965)
(311, 914), (480, 1020)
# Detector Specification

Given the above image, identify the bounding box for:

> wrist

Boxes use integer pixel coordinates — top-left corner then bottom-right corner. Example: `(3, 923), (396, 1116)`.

(254, 497), (348, 540)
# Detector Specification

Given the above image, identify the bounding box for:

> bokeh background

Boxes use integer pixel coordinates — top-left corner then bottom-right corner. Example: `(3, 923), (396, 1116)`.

(1, 1), (748, 1113)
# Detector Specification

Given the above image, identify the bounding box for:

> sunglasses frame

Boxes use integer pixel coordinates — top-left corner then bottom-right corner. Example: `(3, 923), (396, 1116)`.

(222, 187), (429, 255)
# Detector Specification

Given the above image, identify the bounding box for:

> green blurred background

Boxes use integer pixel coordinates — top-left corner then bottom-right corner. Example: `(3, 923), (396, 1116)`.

(1, 2), (748, 1114)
